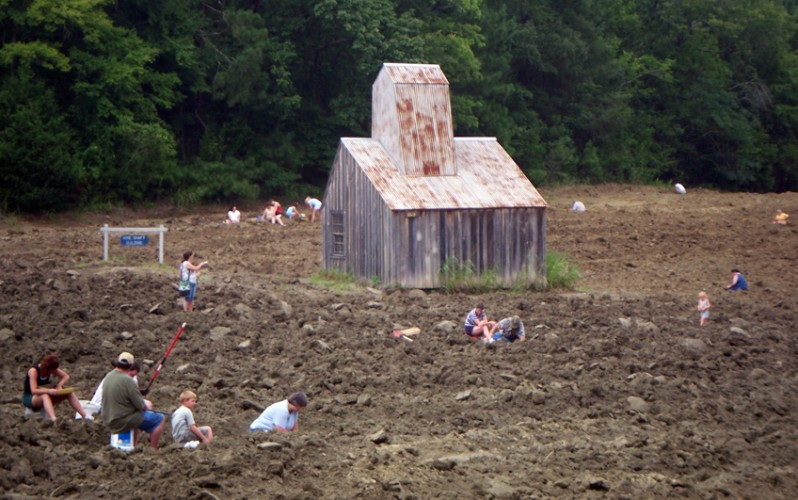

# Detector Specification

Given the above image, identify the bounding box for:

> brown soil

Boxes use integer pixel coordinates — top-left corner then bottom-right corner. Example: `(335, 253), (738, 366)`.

(1, 184), (797, 499)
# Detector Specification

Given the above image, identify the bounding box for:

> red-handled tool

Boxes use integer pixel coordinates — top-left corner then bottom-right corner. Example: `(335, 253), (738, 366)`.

(141, 322), (186, 395)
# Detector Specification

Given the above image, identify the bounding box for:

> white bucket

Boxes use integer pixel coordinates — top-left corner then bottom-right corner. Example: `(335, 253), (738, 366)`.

(110, 430), (134, 451)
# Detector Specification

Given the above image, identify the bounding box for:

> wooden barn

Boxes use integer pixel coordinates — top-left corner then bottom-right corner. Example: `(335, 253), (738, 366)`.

(321, 63), (547, 289)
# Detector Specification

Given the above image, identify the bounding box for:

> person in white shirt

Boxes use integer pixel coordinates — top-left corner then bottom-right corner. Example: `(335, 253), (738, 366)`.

(225, 206), (241, 224)
(249, 392), (307, 433)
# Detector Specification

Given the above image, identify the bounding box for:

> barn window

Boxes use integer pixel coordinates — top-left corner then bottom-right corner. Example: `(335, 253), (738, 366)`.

(331, 211), (345, 257)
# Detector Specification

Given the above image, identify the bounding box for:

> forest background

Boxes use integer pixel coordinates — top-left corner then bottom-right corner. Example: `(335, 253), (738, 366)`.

(3, 0), (798, 213)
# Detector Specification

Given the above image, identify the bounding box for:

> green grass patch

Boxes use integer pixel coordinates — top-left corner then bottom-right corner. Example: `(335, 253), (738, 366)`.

(545, 250), (582, 289)
(141, 262), (174, 272)
(439, 257), (500, 293)
(310, 269), (355, 291)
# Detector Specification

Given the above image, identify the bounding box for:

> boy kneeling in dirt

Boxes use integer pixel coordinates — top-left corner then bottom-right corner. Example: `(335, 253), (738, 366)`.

(171, 390), (213, 447)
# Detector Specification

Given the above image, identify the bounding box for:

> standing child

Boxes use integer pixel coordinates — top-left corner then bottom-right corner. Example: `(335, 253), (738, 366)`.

(697, 291), (711, 326)
(171, 390), (213, 446)
(180, 251), (208, 312)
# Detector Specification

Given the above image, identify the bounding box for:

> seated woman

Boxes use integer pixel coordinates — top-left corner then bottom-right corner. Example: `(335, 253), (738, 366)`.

(262, 200), (285, 226)
(23, 354), (89, 421)
(225, 206), (241, 224)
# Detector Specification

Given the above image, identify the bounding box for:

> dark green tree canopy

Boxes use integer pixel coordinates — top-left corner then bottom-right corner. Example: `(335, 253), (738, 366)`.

(2, 0), (798, 212)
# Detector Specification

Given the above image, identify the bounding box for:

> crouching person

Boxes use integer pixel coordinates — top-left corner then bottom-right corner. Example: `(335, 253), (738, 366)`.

(171, 390), (213, 446)
(489, 315), (526, 343)
(101, 352), (164, 449)
(249, 392), (308, 433)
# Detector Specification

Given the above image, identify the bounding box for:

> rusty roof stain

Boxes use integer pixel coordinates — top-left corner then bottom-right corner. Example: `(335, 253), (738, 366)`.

(342, 137), (547, 210)
(334, 63), (547, 211)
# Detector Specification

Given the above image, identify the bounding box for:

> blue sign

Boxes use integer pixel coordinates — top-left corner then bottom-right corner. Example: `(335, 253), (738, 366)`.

(120, 235), (149, 246)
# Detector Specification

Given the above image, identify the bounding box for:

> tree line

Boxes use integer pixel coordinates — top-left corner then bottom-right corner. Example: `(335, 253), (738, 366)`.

(2, 0), (797, 212)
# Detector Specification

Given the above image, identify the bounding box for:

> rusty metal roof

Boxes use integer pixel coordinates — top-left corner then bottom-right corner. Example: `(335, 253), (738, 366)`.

(381, 63), (449, 85)
(341, 137), (547, 210)
(372, 63), (455, 176)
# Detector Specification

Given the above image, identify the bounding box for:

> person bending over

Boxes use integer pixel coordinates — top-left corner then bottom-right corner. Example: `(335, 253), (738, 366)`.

(249, 392), (308, 433)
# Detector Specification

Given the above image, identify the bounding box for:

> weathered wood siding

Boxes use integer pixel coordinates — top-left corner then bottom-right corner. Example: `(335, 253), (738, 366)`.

(383, 207), (546, 288)
(324, 144), (547, 288)
(323, 146), (393, 280)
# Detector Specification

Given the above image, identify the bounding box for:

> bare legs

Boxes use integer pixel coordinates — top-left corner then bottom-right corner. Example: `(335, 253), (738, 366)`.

(31, 392), (87, 421)
(149, 419), (164, 449)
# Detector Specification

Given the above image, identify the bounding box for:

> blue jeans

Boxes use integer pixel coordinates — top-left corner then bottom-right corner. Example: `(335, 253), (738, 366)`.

(138, 410), (164, 433)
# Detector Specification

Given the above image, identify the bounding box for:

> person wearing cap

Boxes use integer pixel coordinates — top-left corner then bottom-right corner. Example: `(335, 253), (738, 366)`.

(22, 353), (90, 421)
(249, 392), (308, 433)
(101, 352), (164, 449)
(488, 315), (526, 343)
(83, 360), (149, 417)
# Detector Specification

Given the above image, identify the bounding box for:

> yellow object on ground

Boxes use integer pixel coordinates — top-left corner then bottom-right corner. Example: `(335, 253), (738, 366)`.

(774, 210), (789, 224)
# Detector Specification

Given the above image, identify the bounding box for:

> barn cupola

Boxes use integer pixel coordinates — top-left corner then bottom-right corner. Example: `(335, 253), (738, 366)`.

(371, 63), (456, 177)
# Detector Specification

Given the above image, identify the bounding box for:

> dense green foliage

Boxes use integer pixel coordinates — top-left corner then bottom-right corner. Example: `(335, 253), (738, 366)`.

(3, 0), (798, 211)
(544, 250), (582, 290)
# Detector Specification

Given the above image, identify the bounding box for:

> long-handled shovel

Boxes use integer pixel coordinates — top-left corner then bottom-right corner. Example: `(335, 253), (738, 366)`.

(141, 322), (186, 395)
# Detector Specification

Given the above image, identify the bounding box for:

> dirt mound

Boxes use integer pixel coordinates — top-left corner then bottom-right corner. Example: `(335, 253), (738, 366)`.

(1, 185), (796, 498)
